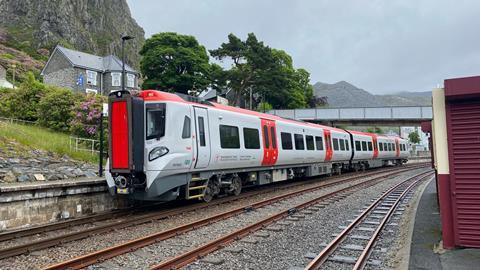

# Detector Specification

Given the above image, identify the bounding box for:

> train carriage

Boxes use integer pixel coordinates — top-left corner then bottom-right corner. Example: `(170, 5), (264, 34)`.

(106, 90), (409, 202)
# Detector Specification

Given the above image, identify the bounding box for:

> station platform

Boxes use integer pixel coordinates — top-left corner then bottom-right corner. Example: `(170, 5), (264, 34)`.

(409, 178), (480, 269)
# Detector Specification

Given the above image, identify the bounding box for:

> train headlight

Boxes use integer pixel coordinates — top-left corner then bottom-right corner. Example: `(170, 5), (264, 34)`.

(149, 146), (169, 161)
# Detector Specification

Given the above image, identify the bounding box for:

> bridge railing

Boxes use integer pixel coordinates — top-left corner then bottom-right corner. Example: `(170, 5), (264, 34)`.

(268, 106), (433, 121)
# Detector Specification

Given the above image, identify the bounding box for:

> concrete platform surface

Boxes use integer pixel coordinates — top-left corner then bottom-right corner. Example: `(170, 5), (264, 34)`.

(409, 178), (480, 270)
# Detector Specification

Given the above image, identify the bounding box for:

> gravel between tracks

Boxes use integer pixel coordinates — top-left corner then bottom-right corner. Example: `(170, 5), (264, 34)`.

(0, 167), (423, 270)
(184, 168), (430, 270)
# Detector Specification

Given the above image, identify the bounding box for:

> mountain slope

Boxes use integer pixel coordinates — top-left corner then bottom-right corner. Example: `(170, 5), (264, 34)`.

(0, 0), (144, 78)
(314, 81), (432, 107)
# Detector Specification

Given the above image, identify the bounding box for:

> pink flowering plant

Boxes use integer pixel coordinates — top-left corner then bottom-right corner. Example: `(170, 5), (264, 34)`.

(70, 94), (107, 139)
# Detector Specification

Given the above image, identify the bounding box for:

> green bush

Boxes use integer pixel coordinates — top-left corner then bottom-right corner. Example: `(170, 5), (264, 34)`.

(5, 72), (48, 121)
(0, 87), (14, 117)
(37, 87), (78, 131)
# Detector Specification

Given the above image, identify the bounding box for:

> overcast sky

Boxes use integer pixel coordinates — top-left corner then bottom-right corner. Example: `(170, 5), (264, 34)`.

(126, 0), (480, 94)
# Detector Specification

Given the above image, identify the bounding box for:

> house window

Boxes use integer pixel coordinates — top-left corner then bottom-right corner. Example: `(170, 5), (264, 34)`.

(127, 74), (135, 88)
(112, 73), (121, 87)
(86, 70), (97, 85)
(86, 88), (97, 95)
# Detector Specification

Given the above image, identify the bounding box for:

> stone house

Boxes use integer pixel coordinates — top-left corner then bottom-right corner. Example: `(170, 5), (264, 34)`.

(41, 45), (139, 95)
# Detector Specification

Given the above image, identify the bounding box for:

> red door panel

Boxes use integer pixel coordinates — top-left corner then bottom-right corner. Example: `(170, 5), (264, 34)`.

(261, 119), (278, 166)
(324, 129), (333, 161)
(372, 135), (379, 159)
(395, 138), (400, 157)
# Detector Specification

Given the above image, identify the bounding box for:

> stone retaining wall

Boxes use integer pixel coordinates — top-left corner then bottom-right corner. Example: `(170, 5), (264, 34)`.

(0, 178), (122, 230)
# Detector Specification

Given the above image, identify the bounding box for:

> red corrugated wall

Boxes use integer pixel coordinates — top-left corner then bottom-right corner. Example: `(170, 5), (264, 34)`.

(446, 99), (480, 247)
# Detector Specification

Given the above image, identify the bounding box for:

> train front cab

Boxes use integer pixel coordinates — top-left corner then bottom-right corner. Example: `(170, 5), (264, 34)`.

(107, 90), (208, 201)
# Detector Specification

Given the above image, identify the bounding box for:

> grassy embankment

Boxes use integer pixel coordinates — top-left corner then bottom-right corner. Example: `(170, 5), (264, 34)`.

(0, 121), (98, 164)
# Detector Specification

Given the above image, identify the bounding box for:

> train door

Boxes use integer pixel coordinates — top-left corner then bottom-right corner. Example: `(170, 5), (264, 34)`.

(194, 107), (211, 168)
(261, 119), (278, 166)
(394, 138), (400, 157)
(372, 135), (379, 159)
(324, 130), (333, 161)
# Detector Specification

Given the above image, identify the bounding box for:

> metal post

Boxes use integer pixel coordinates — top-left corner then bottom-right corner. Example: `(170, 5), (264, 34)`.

(121, 34), (134, 92)
(121, 39), (125, 92)
(99, 114), (104, 177)
(249, 88), (252, 110)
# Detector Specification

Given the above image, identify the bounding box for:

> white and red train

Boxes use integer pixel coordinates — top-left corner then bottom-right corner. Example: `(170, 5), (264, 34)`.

(106, 90), (409, 202)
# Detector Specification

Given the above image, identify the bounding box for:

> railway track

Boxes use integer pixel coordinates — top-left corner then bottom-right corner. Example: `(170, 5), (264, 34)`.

(304, 171), (434, 270)
(0, 164), (422, 244)
(0, 164), (426, 261)
(41, 166), (428, 270)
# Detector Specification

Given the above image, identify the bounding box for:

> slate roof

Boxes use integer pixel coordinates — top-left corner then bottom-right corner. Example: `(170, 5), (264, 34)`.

(44, 45), (137, 74)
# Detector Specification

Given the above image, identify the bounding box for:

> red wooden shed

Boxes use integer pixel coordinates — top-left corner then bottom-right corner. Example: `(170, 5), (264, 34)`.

(432, 75), (480, 249)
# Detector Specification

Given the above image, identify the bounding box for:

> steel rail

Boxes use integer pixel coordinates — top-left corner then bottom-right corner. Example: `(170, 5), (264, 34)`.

(0, 163), (424, 244)
(41, 166), (424, 270)
(304, 171), (433, 270)
(147, 169), (431, 270)
(1, 165), (425, 261)
(352, 175), (432, 270)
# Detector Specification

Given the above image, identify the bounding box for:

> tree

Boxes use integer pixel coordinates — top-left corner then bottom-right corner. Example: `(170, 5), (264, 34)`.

(408, 130), (421, 144)
(140, 32), (212, 94)
(210, 33), (314, 109)
(366, 127), (383, 134)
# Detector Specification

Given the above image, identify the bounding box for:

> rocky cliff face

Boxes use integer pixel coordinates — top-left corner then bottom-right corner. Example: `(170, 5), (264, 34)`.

(0, 0), (144, 69)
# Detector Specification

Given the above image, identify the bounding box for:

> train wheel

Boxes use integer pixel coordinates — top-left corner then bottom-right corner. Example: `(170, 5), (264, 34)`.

(202, 180), (215, 203)
(231, 176), (242, 196)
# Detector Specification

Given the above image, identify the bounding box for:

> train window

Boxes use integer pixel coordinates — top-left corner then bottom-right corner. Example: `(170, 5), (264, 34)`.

(315, 136), (324, 150)
(388, 143), (392, 151)
(345, 140), (349, 151)
(219, 125), (240, 148)
(379, 142), (384, 151)
(384, 143), (388, 151)
(198, 117), (206, 146)
(355, 141), (361, 151)
(263, 126), (270, 149)
(271, 127), (277, 149)
(146, 107), (165, 140)
(393, 144), (396, 151)
(294, 134), (305, 150)
(332, 138), (339, 150)
(340, 139), (345, 151)
(306, 135), (315, 150)
(181, 116), (191, 139)
(281, 132), (293, 150)
(361, 141), (367, 151)
(368, 141), (373, 151)
(243, 128), (260, 149)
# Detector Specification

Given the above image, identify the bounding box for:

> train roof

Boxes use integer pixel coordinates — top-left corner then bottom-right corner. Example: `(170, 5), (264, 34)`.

(138, 90), (348, 133)
(136, 90), (404, 141)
